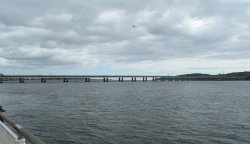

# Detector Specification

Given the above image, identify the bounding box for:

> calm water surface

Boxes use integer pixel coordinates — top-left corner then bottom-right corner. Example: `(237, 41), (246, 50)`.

(0, 82), (250, 144)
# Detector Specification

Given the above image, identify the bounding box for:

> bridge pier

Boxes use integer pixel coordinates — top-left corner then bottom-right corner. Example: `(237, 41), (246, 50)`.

(132, 77), (136, 82)
(41, 78), (46, 83)
(119, 77), (124, 82)
(152, 77), (157, 82)
(0, 78), (3, 83)
(143, 77), (147, 82)
(85, 78), (90, 82)
(19, 78), (24, 83)
(103, 77), (108, 82)
(63, 78), (69, 82)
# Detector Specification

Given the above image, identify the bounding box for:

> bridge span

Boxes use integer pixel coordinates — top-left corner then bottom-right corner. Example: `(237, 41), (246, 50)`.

(0, 75), (166, 83)
(0, 75), (246, 83)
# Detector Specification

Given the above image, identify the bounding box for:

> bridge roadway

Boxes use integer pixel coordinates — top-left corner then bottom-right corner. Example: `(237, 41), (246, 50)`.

(0, 75), (166, 78)
(0, 75), (245, 83)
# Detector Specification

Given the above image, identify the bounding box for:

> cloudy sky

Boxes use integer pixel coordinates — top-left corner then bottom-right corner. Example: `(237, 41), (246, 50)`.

(0, 0), (250, 75)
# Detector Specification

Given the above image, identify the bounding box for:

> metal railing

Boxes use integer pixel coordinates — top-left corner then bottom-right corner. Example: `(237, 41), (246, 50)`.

(0, 107), (46, 144)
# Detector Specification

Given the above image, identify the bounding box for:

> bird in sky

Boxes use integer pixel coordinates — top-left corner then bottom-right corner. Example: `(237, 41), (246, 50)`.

(132, 25), (136, 29)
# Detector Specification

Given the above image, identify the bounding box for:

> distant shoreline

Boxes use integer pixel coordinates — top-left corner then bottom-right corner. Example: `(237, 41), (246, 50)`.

(0, 71), (250, 82)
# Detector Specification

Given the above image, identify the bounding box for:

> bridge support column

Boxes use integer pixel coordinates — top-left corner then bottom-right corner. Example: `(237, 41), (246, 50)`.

(153, 77), (157, 82)
(143, 77), (148, 82)
(119, 77), (124, 82)
(132, 77), (136, 82)
(63, 78), (69, 82)
(85, 78), (90, 82)
(0, 78), (3, 83)
(103, 77), (108, 82)
(41, 78), (46, 83)
(19, 78), (24, 83)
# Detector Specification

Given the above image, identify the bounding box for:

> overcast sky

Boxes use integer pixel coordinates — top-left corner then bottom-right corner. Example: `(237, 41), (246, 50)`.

(0, 0), (250, 75)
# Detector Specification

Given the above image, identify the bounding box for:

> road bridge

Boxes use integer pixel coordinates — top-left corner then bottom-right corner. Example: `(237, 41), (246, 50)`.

(0, 75), (165, 83)
(0, 75), (246, 83)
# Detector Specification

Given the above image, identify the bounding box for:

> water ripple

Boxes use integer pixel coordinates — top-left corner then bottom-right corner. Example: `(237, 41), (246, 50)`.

(0, 82), (250, 144)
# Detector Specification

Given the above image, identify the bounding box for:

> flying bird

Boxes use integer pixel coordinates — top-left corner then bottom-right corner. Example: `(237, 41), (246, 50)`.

(132, 25), (136, 29)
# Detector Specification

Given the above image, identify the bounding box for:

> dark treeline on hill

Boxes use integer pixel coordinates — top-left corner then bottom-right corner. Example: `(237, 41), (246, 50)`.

(223, 71), (250, 77)
(178, 73), (211, 77)
(175, 71), (250, 80)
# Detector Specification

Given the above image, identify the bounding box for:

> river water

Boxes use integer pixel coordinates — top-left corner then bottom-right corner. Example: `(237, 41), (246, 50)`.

(0, 81), (250, 144)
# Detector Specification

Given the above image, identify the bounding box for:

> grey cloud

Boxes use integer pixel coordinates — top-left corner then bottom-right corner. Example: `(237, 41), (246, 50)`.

(0, 0), (250, 71)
